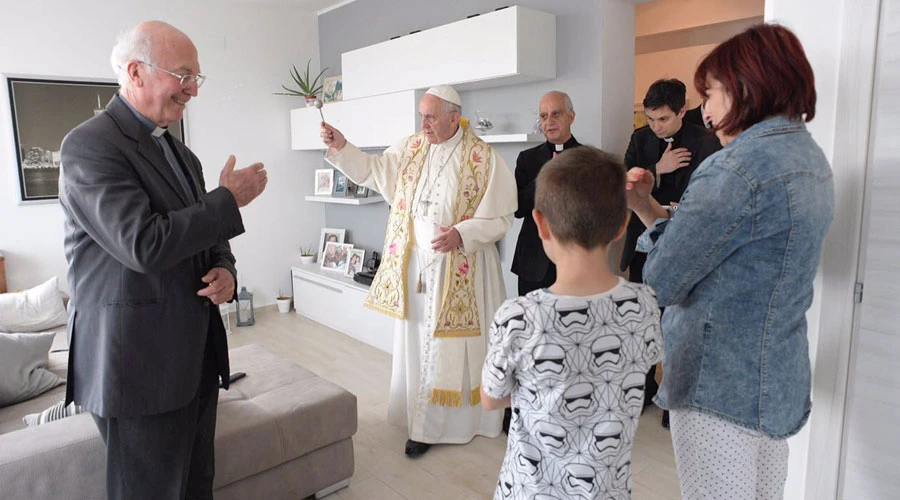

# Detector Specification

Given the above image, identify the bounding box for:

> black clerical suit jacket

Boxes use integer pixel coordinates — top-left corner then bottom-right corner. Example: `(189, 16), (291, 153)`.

(620, 123), (721, 274)
(511, 137), (581, 283)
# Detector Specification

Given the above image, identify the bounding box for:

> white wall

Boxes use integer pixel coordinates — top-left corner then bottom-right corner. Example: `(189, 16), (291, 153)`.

(764, 1), (880, 499)
(0, 0), (324, 306)
(636, 0), (765, 35)
(634, 44), (717, 106)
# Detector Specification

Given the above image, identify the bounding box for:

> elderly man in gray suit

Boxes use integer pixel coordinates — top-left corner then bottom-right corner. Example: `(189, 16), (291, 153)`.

(59, 20), (267, 500)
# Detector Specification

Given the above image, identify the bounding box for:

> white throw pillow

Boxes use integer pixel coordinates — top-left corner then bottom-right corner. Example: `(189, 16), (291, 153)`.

(0, 276), (68, 333)
(23, 400), (84, 427)
(0, 332), (66, 407)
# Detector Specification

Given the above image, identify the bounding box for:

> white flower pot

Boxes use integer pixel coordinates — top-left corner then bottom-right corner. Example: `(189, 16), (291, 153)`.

(300, 255), (315, 264)
(276, 298), (292, 314)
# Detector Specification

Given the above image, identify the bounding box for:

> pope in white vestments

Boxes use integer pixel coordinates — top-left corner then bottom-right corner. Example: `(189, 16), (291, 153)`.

(320, 85), (516, 457)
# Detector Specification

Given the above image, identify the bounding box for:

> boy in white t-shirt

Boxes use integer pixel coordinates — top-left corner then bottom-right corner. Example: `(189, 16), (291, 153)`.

(481, 146), (662, 499)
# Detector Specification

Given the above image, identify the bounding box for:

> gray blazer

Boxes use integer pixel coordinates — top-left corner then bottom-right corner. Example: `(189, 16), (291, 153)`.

(59, 95), (244, 418)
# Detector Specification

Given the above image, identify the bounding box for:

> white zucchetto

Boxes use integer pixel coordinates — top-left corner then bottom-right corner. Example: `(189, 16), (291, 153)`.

(425, 85), (462, 106)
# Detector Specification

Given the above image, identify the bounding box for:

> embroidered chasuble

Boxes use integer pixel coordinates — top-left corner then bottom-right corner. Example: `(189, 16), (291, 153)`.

(325, 123), (517, 443)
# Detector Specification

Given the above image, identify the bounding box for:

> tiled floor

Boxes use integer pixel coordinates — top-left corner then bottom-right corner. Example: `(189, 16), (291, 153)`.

(228, 307), (681, 500)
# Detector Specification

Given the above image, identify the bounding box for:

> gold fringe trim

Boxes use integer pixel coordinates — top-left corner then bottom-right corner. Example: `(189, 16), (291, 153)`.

(470, 386), (481, 406)
(433, 327), (481, 338)
(430, 388), (463, 408)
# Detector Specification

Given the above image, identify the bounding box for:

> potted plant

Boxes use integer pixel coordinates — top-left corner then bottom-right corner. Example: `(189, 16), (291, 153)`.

(300, 245), (315, 264)
(276, 289), (292, 314)
(275, 59), (328, 107)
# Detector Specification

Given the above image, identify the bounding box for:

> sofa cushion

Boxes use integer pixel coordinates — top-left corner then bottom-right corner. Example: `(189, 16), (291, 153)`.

(0, 332), (65, 408)
(213, 344), (358, 489)
(0, 277), (68, 333)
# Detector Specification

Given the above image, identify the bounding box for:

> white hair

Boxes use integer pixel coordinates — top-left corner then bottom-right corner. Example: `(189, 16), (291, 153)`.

(110, 26), (154, 89)
(442, 101), (461, 115)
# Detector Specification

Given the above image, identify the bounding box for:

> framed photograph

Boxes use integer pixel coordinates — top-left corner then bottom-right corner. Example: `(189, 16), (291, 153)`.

(354, 185), (370, 198)
(320, 242), (353, 272)
(7, 77), (184, 203)
(345, 249), (366, 277)
(315, 168), (334, 195)
(332, 171), (349, 196)
(323, 75), (343, 103)
(318, 228), (346, 260)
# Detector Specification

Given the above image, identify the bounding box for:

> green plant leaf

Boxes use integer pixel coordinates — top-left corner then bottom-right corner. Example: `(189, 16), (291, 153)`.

(275, 59), (329, 97)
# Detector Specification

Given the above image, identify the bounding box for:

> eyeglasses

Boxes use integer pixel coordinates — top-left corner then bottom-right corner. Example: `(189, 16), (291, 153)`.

(140, 61), (206, 89)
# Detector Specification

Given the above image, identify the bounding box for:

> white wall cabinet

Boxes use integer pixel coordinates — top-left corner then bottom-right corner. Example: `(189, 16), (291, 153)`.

(291, 263), (393, 353)
(291, 90), (419, 150)
(341, 6), (556, 100)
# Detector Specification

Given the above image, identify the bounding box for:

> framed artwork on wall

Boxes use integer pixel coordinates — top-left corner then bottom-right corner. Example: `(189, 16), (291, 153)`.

(7, 77), (184, 203)
(318, 228), (346, 261)
(315, 168), (334, 195)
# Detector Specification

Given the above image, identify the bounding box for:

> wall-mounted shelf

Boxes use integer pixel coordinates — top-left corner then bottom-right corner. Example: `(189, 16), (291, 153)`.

(291, 90), (419, 150)
(305, 195), (385, 205)
(342, 6), (556, 100)
(479, 133), (544, 144)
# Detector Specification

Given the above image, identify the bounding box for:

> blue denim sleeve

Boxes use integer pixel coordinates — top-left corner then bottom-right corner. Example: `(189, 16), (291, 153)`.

(641, 159), (754, 306)
(636, 218), (670, 254)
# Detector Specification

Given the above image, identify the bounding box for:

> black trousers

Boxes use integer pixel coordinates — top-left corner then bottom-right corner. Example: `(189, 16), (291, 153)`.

(627, 252), (661, 404)
(517, 265), (557, 297)
(92, 346), (220, 500)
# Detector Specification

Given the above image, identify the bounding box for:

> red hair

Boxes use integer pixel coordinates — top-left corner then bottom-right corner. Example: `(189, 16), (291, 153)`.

(694, 24), (816, 136)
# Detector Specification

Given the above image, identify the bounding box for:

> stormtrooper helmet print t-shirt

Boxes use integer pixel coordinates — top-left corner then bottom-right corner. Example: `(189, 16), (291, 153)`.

(482, 279), (661, 499)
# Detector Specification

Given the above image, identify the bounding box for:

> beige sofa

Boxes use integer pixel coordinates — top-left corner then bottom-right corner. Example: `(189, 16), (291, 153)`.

(0, 333), (357, 499)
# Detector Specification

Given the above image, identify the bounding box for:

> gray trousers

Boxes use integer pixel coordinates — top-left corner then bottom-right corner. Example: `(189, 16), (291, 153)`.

(92, 348), (220, 500)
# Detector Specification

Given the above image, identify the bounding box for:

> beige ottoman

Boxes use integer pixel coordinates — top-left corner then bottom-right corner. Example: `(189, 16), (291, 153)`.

(214, 344), (357, 499)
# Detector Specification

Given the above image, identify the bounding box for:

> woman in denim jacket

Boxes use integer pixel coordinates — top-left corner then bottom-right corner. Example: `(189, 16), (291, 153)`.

(626, 24), (835, 499)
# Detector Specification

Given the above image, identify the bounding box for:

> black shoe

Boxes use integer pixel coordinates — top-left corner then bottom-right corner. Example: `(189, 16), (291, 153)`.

(661, 410), (670, 429)
(404, 439), (431, 458)
(502, 408), (512, 435)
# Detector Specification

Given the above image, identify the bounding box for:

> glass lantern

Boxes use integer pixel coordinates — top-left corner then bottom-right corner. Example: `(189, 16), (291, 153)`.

(236, 286), (255, 326)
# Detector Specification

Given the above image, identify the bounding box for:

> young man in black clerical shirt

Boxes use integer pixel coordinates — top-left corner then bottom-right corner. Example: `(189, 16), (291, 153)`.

(622, 78), (721, 428)
(507, 90), (580, 433)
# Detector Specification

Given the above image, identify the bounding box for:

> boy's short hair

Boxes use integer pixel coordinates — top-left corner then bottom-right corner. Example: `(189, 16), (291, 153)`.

(535, 146), (627, 250)
(643, 78), (687, 114)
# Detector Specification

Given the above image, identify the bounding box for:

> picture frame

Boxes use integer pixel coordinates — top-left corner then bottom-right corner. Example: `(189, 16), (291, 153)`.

(318, 228), (346, 261)
(315, 168), (334, 195)
(7, 77), (184, 203)
(320, 242), (353, 272)
(354, 185), (370, 198)
(332, 171), (349, 196)
(323, 75), (343, 103)
(345, 248), (366, 277)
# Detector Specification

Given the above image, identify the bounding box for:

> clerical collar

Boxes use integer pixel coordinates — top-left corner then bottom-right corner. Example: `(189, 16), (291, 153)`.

(432, 125), (464, 151)
(660, 126), (684, 143)
(117, 94), (168, 137)
(545, 136), (579, 154)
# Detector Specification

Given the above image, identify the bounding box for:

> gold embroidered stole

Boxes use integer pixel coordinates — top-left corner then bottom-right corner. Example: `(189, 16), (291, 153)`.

(363, 125), (493, 342)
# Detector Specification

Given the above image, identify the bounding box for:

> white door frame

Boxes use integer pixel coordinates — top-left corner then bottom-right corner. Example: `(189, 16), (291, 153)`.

(794, 0), (883, 498)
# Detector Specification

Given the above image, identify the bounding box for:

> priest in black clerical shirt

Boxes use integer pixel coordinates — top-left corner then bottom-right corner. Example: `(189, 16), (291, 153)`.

(621, 78), (721, 284)
(511, 91), (581, 296)
(622, 78), (721, 428)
